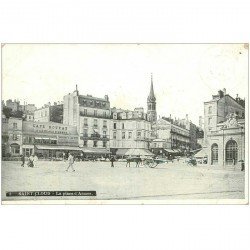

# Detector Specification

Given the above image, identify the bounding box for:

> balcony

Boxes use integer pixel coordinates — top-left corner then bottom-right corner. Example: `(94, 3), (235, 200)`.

(135, 137), (152, 142)
(81, 134), (110, 141)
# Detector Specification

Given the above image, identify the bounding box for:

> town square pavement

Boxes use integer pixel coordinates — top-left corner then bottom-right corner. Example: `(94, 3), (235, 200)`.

(1, 160), (245, 202)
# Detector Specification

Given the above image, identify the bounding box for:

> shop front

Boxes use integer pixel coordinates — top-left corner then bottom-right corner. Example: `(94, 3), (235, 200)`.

(22, 121), (80, 160)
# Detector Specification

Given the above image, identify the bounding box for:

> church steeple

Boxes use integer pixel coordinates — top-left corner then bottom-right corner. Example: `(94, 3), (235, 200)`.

(147, 73), (157, 122)
(147, 73), (156, 102)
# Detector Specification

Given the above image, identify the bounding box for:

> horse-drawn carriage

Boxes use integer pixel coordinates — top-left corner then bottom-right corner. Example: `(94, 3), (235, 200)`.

(127, 156), (168, 168)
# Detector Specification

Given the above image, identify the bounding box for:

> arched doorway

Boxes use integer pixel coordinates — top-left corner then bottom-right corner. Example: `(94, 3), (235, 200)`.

(225, 140), (238, 165)
(211, 143), (218, 165)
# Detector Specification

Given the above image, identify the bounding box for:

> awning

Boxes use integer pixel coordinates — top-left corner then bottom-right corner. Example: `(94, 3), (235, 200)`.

(35, 145), (81, 151)
(124, 148), (154, 156)
(81, 148), (111, 154)
(194, 148), (208, 158)
(116, 149), (129, 156)
(163, 149), (175, 153)
(22, 145), (34, 149)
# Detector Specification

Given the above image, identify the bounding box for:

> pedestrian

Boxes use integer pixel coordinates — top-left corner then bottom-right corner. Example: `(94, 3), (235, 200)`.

(66, 153), (75, 172)
(110, 155), (115, 167)
(20, 154), (25, 167)
(33, 154), (38, 167)
(63, 152), (65, 161)
(126, 155), (131, 167)
(27, 154), (34, 168)
(241, 161), (245, 171)
(80, 152), (84, 161)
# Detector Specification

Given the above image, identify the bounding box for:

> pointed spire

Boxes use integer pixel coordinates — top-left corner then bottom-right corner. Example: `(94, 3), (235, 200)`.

(148, 73), (156, 102)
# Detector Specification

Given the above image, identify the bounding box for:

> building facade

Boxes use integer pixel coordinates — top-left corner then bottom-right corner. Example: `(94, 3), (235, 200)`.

(34, 103), (63, 123)
(109, 108), (152, 155)
(150, 117), (190, 156)
(2, 117), (80, 158)
(203, 89), (245, 167)
(63, 86), (111, 155)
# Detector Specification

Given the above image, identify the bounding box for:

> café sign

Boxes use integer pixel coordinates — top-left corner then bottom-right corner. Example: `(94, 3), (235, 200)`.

(33, 123), (69, 135)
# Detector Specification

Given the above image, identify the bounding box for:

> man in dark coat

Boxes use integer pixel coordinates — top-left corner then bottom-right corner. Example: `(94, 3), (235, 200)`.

(110, 156), (115, 167)
(21, 154), (25, 167)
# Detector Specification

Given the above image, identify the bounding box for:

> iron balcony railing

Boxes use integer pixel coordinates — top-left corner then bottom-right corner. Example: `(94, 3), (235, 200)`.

(80, 134), (110, 141)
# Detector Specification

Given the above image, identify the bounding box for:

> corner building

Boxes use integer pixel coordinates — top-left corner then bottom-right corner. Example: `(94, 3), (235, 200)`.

(63, 86), (111, 155)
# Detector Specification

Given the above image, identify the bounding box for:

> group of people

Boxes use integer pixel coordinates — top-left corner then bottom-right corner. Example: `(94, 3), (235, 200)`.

(20, 154), (38, 168)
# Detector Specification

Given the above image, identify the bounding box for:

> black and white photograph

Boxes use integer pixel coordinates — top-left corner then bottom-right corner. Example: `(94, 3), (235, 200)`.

(1, 43), (248, 204)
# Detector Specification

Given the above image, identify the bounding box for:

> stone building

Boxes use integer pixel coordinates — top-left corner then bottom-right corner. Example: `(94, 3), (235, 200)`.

(151, 117), (190, 156)
(1, 117), (80, 158)
(63, 86), (111, 155)
(109, 107), (152, 156)
(202, 89), (245, 167)
(34, 102), (63, 123)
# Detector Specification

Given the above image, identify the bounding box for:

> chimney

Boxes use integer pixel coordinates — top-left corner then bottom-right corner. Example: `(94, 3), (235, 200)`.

(186, 114), (189, 121)
(223, 88), (226, 95)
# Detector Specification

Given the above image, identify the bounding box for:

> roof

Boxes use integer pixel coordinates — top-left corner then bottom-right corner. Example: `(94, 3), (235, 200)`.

(116, 149), (129, 156)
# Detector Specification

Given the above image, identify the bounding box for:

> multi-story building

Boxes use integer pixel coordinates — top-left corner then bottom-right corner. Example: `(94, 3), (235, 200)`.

(63, 86), (111, 156)
(202, 89), (245, 167)
(151, 117), (190, 157)
(1, 117), (80, 158)
(6, 99), (20, 112)
(34, 102), (63, 123)
(109, 107), (152, 155)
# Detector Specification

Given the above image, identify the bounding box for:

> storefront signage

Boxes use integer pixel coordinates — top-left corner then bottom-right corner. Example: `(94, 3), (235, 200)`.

(33, 123), (69, 135)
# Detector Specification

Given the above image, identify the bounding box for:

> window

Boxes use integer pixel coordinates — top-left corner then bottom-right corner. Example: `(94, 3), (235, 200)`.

(93, 141), (97, 147)
(113, 132), (116, 139)
(208, 106), (212, 114)
(83, 140), (88, 147)
(94, 110), (97, 117)
(113, 123), (116, 129)
(226, 140), (238, 165)
(122, 123), (125, 129)
(128, 132), (132, 139)
(211, 143), (218, 165)
(13, 123), (17, 129)
(122, 132), (125, 139)
(13, 134), (18, 140)
(208, 118), (212, 125)
(83, 129), (88, 136)
(103, 130), (107, 138)
(137, 131), (141, 138)
(103, 120), (107, 128)
(103, 111), (106, 118)
(84, 109), (87, 115)
(94, 119), (98, 127)
(84, 118), (88, 126)
(103, 141), (107, 147)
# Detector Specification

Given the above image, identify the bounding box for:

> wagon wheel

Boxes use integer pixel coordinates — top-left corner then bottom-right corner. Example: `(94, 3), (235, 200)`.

(148, 162), (157, 168)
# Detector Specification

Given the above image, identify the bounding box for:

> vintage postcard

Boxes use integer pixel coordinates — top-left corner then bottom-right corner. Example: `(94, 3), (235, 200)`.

(1, 43), (248, 204)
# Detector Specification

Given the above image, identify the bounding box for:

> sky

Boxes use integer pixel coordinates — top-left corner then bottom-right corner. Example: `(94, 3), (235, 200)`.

(2, 43), (248, 125)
